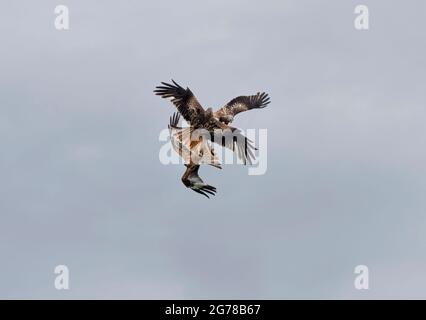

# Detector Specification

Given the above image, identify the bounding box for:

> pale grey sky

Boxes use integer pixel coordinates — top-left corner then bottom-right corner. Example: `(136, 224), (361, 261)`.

(1, 0), (426, 299)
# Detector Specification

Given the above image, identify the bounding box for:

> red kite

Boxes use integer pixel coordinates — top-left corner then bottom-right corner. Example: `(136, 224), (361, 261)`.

(155, 80), (270, 198)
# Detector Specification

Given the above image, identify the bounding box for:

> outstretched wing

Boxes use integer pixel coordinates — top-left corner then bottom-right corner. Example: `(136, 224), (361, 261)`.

(154, 80), (205, 125)
(181, 164), (217, 198)
(210, 120), (256, 165)
(214, 92), (270, 122)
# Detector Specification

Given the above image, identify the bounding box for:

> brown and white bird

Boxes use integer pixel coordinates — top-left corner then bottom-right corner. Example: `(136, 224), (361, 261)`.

(168, 112), (220, 198)
(155, 80), (270, 198)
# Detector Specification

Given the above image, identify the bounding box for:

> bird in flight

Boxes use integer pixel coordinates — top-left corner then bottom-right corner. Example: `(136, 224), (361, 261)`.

(155, 80), (270, 198)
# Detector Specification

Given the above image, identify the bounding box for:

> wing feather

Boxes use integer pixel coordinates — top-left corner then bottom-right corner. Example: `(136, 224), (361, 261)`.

(155, 80), (205, 125)
(214, 92), (270, 122)
(210, 122), (256, 165)
(169, 113), (222, 168)
(181, 164), (217, 198)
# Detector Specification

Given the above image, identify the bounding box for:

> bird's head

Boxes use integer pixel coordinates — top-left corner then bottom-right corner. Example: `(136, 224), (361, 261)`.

(204, 107), (213, 119)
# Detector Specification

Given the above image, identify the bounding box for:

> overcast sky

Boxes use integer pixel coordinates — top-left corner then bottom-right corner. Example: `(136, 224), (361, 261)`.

(1, 0), (426, 299)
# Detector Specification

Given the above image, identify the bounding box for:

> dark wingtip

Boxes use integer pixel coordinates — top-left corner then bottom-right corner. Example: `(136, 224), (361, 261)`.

(171, 79), (180, 88)
(193, 188), (210, 198)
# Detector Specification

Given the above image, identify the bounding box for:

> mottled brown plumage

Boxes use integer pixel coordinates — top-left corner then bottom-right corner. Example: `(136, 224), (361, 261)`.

(214, 92), (270, 124)
(155, 80), (270, 165)
(154, 80), (206, 128)
(169, 113), (219, 198)
(156, 80), (270, 198)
